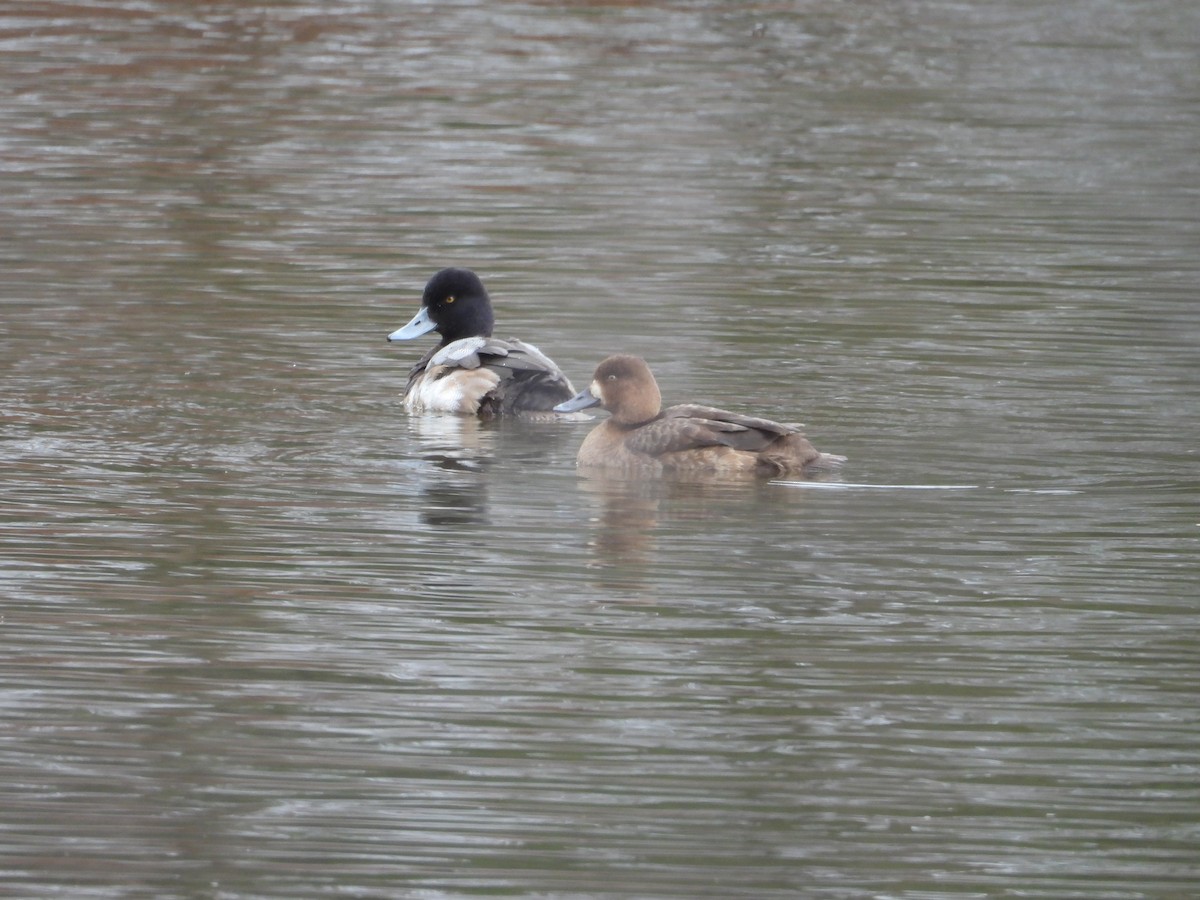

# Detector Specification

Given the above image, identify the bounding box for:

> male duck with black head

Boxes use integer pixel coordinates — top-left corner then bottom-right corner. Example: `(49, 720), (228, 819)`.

(387, 268), (576, 418)
(555, 354), (845, 479)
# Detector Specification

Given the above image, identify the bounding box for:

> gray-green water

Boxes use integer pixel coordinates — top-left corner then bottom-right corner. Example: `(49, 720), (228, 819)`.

(3, 2), (1198, 897)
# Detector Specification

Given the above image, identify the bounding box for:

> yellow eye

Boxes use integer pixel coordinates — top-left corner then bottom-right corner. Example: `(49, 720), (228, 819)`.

(444, 296), (456, 304)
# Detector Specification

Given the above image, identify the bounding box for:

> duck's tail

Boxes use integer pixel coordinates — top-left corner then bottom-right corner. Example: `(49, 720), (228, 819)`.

(758, 434), (845, 478)
(804, 451), (847, 473)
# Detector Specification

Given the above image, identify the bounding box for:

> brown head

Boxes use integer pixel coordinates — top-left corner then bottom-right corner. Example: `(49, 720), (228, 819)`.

(589, 354), (663, 425)
(554, 354), (663, 425)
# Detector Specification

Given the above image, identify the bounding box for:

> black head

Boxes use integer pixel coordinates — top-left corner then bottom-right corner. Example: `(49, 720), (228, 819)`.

(421, 267), (495, 341)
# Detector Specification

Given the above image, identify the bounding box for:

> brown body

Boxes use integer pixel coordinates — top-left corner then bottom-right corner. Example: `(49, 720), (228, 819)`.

(558, 355), (844, 478)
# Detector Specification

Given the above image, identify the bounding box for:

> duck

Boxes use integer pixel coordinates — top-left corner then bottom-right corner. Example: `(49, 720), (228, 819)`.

(387, 268), (576, 418)
(554, 354), (845, 478)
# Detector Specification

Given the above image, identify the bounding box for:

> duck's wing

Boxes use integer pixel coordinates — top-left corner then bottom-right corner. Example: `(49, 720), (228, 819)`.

(665, 404), (798, 435)
(620, 405), (781, 457)
(410, 337), (575, 415)
(637, 404), (839, 474)
(642, 404), (799, 452)
(484, 338), (576, 413)
(501, 339), (568, 377)
(421, 337), (560, 373)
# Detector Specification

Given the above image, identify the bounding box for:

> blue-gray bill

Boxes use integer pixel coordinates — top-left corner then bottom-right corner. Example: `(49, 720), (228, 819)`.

(554, 388), (601, 413)
(387, 306), (436, 341)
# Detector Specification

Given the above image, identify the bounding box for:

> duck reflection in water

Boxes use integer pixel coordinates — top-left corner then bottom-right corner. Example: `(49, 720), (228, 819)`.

(576, 471), (801, 596)
(406, 415), (580, 531)
(580, 473), (663, 570)
(406, 415), (493, 529)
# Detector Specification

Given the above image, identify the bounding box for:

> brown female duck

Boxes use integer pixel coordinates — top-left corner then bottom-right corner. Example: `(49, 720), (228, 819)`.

(554, 354), (844, 478)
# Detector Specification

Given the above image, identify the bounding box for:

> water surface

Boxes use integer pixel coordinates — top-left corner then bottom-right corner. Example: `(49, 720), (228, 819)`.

(2, 1), (1198, 897)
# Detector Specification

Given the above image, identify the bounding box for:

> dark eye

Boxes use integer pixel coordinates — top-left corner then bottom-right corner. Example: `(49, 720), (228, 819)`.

(606, 374), (617, 381)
